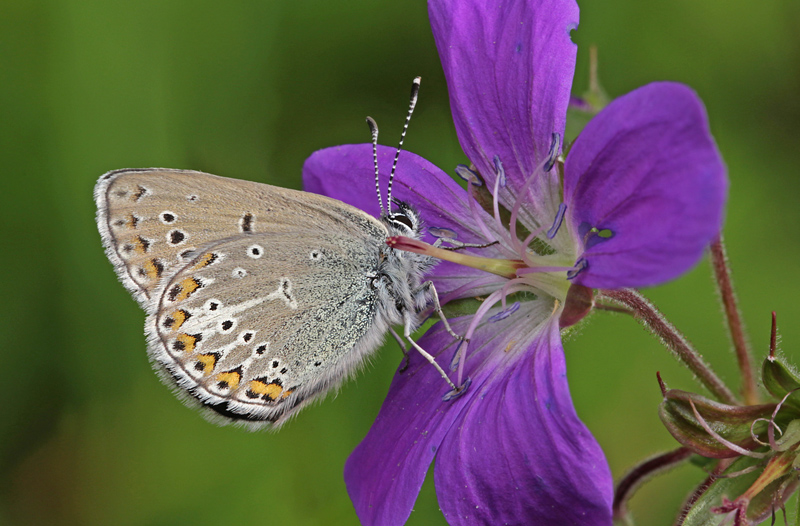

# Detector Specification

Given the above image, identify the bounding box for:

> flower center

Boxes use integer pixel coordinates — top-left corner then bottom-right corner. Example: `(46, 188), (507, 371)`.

(389, 137), (585, 385)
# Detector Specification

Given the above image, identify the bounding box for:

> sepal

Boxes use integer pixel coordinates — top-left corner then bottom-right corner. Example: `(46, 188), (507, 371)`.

(762, 353), (800, 412)
(659, 388), (777, 458)
(678, 453), (799, 526)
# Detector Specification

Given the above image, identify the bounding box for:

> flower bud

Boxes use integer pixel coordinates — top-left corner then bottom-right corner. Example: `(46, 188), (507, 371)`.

(659, 388), (777, 458)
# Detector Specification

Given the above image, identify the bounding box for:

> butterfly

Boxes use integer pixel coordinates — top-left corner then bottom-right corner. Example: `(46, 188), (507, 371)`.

(95, 78), (462, 428)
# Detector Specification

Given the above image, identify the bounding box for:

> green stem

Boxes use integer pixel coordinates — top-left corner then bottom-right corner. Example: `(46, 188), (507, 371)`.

(599, 288), (738, 405)
(710, 236), (759, 405)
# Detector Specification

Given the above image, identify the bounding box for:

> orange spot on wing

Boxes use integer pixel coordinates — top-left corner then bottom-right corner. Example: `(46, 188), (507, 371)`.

(170, 309), (189, 330)
(249, 380), (284, 401)
(175, 277), (201, 301)
(143, 259), (164, 280)
(216, 370), (241, 390)
(192, 252), (217, 270)
(133, 236), (150, 254)
(196, 353), (217, 375)
(175, 333), (200, 353)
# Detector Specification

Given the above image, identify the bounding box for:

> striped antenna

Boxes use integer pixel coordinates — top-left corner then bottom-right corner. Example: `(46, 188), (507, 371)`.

(387, 76), (421, 211)
(366, 116), (383, 216)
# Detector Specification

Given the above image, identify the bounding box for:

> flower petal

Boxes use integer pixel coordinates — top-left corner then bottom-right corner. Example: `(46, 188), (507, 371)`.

(429, 0), (578, 201)
(303, 145), (507, 298)
(435, 317), (613, 525)
(343, 316), (489, 526)
(345, 300), (610, 525)
(564, 82), (727, 289)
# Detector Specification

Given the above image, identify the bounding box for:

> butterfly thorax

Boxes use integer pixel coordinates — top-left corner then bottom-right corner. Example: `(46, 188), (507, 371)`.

(374, 201), (436, 332)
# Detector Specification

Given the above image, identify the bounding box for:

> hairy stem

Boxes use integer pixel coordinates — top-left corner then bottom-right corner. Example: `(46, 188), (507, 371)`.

(613, 447), (693, 523)
(600, 288), (738, 405)
(710, 236), (759, 405)
(675, 458), (735, 526)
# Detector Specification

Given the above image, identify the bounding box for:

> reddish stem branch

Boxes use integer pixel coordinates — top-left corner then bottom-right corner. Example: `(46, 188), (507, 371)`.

(710, 236), (758, 405)
(613, 447), (693, 522)
(600, 288), (738, 405)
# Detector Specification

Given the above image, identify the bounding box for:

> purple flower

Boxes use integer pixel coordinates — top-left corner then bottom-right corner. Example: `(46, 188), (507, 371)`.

(303, 0), (726, 524)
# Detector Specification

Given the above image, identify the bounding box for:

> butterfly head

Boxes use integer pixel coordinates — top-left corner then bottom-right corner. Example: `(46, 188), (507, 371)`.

(384, 199), (422, 238)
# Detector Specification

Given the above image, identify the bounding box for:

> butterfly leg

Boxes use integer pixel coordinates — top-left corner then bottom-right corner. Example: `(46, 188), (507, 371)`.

(421, 280), (470, 376)
(389, 326), (411, 373)
(402, 311), (458, 391)
(420, 281), (465, 342)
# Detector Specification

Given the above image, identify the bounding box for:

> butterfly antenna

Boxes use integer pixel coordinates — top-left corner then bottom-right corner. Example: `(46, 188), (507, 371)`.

(366, 116), (384, 216)
(387, 76), (421, 211)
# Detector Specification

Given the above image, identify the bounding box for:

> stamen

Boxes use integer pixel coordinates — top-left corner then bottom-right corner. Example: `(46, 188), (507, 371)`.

(429, 227), (458, 239)
(438, 274), (507, 307)
(566, 259), (588, 280)
(455, 164), (482, 186)
(456, 282), (529, 383)
(489, 301), (520, 322)
(493, 156), (506, 188)
(465, 181), (502, 250)
(454, 161), (518, 259)
(387, 236), (524, 278)
(543, 133), (561, 173)
(450, 279), (524, 378)
(491, 158), (506, 235)
(507, 135), (560, 254)
(442, 377), (472, 402)
(546, 203), (568, 239)
(517, 265), (575, 275)
(482, 156), (525, 259)
(519, 224), (549, 267)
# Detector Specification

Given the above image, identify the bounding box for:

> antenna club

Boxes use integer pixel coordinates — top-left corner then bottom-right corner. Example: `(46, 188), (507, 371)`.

(366, 116), (379, 136)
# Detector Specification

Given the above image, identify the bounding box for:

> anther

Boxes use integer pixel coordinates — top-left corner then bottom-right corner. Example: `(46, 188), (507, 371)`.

(566, 258), (588, 280)
(429, 227), (458, 239)
(455, 164), (482, 186)
(543, 132), (561, 172)
(493, 156), (506, 187)
(449, 342), (464, 371)
(489, 301), (520, 322)
(546, 203), (568, 239)
(442, 377), (472, 402)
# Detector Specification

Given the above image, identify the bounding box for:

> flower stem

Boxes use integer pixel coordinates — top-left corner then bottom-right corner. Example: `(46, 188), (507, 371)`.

(613, 447), (693, 523)
(675, 458), (735, 526)
(599, 288), (738, 405)
(710, 236), (759, 405)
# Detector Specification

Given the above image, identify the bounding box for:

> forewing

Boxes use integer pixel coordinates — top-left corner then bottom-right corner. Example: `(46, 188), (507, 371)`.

(147, 229), (385, 428)
(94, 168), (384, 310)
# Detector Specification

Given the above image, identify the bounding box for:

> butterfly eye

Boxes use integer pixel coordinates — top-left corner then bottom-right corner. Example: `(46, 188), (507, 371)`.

(390, 213), (415, 231)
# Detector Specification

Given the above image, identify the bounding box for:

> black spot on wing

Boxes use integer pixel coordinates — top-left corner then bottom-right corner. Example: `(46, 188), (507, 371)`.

(240, 213), (254, 233)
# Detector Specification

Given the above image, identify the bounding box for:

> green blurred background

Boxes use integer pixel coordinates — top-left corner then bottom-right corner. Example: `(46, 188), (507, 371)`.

(1, 0), (798, 524)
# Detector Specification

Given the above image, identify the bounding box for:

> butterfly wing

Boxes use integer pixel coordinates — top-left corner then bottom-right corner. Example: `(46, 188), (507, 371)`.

(94, 168), (385, 310)
(96, 169), (391, 427)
